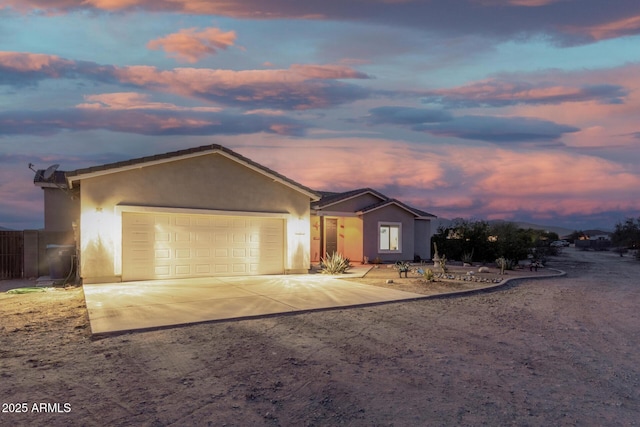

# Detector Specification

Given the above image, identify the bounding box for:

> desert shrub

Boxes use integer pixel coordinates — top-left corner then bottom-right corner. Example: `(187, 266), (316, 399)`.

(320, 252), (351, 274)
(612, 217), (640, 249)
(495, 257), (516, 274)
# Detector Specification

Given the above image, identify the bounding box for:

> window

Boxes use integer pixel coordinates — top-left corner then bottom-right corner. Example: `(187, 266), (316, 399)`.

(379, 223), (401, 252)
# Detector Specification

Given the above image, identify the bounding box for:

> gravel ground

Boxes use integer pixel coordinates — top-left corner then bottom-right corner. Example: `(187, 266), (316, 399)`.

(1, 247), (638, 426)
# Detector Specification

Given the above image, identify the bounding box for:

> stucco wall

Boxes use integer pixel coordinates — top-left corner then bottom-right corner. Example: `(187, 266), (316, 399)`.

(414, 219), (433, 261)
(340, 217), (364, 263)
(362, 205), (416, 262)
(78, 153), (312, 281)
(44, 188), (80, 232)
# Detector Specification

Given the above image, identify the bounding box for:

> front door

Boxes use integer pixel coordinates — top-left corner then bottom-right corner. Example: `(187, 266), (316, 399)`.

(325, 218), (338, 256)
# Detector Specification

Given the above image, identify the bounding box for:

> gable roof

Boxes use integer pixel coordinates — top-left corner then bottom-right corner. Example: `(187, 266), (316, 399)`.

(63, 144), (320, 200)
(313, 188), (436, 219)
(358, 198), (436, 219)
(312, 188), (387, 209)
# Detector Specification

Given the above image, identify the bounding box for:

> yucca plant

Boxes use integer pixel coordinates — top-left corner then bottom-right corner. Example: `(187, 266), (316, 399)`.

(422, 267), (434, 282)
(320, 252), (351, 274)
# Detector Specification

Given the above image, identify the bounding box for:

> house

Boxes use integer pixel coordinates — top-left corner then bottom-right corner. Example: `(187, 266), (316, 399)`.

(310, 188), (435, 264)
(35, 145), (319, 283)
(34, 144), (436, 283)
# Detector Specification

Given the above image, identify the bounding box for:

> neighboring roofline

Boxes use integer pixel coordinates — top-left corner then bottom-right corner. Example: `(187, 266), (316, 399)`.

(312, 188), (387, 209)
(357, 199), (437, 219)
(65, 144), (320, 201)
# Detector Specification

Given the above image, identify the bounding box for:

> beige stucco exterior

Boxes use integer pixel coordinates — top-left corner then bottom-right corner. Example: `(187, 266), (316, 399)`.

(74, 151), (314, 283)
(310, 214), (364, 263)
(311, 191), (434, 264)
(43, 187), (79, 233)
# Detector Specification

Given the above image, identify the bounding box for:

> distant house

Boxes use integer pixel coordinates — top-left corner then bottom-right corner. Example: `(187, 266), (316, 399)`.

(34, 144), (436, 284)
(574, 230), (612, 250)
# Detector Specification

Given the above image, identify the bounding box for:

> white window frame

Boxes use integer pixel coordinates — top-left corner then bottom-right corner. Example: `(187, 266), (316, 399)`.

(378, 222), (402, 253)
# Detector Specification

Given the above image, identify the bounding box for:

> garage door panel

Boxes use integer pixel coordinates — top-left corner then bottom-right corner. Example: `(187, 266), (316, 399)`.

(175, 232), (191, 242)
(155, 216), (170, 226)
(195, 248), (210, 258)
(195, 217), (212, 227)
(175, 248), (191, 258)
(233, 233), (247, 243)
(196, 264), (210, 274)
(155, 232), (170, 242)
(155, 265), (170, 276)
(195, 231), (211, 242)
(175, 264), (191, 275)
(155, 249), (170, 259)
(123, 212), (284, 281)
(215, 264), (229, 273)
(214, 233), (228, 243)
(232, 248), (246, 258)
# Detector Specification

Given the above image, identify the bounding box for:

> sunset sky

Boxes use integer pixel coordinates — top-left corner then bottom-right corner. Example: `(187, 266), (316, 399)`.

(1, 0), (639, 231)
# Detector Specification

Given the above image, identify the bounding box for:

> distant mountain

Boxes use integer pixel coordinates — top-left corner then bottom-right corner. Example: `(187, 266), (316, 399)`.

(505, 221), (575, 238)
(0, 226), (14, 231)
(434, 218), (592, 238)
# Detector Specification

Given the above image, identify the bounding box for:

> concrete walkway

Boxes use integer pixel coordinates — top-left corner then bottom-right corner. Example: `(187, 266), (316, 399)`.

(83, 267), (424, 335)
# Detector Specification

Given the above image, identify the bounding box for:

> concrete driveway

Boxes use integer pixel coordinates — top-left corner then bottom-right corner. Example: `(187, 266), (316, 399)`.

(83, 267), (424, 334)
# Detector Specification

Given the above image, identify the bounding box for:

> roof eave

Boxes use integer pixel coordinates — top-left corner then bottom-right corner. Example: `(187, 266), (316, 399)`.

(66, 146), (321, 200)
(314, 188), (386, 209)
(358, 200), (436, 218)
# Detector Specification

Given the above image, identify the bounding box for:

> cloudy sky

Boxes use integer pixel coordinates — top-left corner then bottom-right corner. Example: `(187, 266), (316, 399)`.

(1, 0), (639, 231)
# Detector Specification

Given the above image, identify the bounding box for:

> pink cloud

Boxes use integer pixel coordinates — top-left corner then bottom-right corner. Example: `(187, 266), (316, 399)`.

(147, 27), (237, 63)
(422, 78), (627, 108)
(112, 63), (370, 109)
(1, 51), (370, 109)
(4, 0), (640, 45)
(0, 51), (74, 74)
(566, 14), (640, 41)
(76, 92), (222, 112)
(225, 137), (640, 221)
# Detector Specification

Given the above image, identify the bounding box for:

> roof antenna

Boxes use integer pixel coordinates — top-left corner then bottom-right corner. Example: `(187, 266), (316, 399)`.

(29, 163), (75, 199)
(29, 163), (59, 181)
(43, 164), (59, 181)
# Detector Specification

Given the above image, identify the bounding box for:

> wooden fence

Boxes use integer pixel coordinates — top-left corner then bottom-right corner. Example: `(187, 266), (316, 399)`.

(0, 231), (24, 279)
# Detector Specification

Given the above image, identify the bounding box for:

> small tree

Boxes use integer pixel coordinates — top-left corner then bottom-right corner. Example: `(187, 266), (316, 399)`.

(612, 217), (640, 250)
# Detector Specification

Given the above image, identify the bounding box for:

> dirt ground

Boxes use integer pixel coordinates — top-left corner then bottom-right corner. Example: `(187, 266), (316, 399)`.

(1, 247), (639, 426)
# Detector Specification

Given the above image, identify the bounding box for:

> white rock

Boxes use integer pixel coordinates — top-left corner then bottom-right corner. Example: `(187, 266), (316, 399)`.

(478, 267), (490, 273)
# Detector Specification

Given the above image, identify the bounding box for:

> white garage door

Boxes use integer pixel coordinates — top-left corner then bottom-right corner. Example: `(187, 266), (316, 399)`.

(122, 212), (284, 281)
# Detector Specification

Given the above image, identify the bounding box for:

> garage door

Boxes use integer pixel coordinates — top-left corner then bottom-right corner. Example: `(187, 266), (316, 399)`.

(122, 212), (284, 281)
